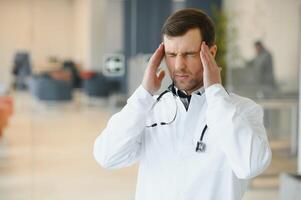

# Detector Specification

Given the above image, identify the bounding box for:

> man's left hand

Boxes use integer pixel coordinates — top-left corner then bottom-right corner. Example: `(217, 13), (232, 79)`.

(200, 41), (222, 89)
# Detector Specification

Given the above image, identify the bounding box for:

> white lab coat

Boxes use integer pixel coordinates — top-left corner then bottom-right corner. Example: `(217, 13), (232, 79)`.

(93, 84), (272, 200)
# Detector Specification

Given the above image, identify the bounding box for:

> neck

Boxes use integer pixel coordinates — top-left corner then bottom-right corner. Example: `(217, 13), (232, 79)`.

(185, 84), (204, 96)
(173, 83), (204, 96)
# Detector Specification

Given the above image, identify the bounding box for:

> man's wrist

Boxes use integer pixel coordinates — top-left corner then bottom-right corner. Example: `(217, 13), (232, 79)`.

(141, 84), (154, 96)
(126, 85), (156, 113)
(205, 83), (229, 101)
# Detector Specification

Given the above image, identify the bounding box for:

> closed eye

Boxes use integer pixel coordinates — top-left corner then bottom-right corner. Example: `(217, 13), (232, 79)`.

(165, 53), (176, 57)
(185, 52), (198, 57)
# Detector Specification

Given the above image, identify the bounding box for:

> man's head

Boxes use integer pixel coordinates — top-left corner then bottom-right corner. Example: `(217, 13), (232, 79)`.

(254, 40), (264, 55)
(161, 8), (217, 94)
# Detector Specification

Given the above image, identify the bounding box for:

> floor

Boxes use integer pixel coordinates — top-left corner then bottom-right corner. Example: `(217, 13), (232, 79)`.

(0, 91), (294, 200)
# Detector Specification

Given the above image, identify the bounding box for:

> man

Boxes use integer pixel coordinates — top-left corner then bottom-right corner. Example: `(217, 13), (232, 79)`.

(94, 8), (271, 200)
(248, 40), (277, 96)
(12, 52), (31, 90)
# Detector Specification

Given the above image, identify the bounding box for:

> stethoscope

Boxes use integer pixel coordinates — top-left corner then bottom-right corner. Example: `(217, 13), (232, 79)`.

(146, 84), (208, 153)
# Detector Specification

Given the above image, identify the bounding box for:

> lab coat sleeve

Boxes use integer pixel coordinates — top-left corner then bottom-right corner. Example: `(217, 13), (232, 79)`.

(205, 84), (272, 179)
(93, 85), (156, 169)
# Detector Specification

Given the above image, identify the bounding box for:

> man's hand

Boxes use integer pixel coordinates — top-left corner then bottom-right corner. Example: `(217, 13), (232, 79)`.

(142, 43), (165, 95)
(200, 42), (221, 89)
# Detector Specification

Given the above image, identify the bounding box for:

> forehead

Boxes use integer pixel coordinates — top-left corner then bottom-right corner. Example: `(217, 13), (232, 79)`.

(163, 28), (202, 52)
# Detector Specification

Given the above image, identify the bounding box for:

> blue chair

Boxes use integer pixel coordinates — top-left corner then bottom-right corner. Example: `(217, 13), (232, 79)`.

(29, 76), (73, 101)
(82, 74), (109, 97)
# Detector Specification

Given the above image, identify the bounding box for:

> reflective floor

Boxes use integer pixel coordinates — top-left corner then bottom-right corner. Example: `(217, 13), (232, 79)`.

(0, 91), (287, 199)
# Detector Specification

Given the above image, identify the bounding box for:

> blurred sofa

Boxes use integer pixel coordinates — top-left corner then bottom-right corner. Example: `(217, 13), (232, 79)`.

(80, 71), (122, 97)
(82, 73), (109, 97)
(29, 75), (73, 101)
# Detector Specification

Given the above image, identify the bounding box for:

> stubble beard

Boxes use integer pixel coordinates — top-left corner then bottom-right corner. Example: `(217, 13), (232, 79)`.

(173, 78), (203, 94)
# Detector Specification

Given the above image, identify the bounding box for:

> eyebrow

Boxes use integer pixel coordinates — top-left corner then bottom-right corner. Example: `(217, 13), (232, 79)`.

(165, 51), (173, 54)
(165, 51), (198, 55)
(184, 51), (198, 54)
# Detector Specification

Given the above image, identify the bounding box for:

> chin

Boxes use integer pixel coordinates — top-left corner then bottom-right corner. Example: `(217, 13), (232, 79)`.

(174, 81), (189, 90)
(174, 80), (203, 92)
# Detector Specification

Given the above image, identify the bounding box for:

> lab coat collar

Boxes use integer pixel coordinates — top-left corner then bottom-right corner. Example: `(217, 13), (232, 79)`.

(167, 84), (205, 111)
(171, 84), (205, 97)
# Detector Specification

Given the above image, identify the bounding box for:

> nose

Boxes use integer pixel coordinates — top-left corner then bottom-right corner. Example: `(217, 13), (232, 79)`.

(175, 55), (186, 72)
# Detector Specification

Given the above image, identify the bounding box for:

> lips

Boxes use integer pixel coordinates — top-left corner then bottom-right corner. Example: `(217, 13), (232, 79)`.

(174, 74), (189, 80)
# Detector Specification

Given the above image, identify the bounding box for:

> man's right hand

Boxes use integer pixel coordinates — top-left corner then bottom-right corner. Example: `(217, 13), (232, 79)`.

(142, 43), (166, 95)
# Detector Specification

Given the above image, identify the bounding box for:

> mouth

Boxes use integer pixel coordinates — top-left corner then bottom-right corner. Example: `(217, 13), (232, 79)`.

(174, 74), (189, 81)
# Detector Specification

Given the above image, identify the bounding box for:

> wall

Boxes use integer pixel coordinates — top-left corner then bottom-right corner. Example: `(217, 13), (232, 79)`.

(0, 0), (125, 86)
(224, 0), (301, 92)
(88, 0), (124, 70)
(0, 0), (75, 86)
(103, 0), (124, 54)
(73, 0), (90, 69)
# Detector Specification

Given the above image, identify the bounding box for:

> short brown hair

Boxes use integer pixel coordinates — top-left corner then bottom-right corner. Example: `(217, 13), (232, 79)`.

(161, 8), (215, 47)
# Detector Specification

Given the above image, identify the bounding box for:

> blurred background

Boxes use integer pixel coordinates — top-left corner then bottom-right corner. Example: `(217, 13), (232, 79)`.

(0, 0), (300, 199)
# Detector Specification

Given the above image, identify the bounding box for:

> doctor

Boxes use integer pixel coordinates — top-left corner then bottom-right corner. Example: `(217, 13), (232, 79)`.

(93, 8), (272, 200)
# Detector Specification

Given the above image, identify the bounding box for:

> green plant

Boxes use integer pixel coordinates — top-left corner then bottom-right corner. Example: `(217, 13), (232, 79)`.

(211, 5), (228, 86)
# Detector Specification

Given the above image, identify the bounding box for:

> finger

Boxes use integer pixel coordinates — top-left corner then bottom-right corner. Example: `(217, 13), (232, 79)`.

(200, 44), (206, 65)
(205, 44), (215, 63)
(157, 70), (165, 81)
(200, 44), (206, 68)
(200, 42), (209, 70)
(148, 43), (165, 73)
(204, 43), (217, 68)
(202, 43), (212, 66)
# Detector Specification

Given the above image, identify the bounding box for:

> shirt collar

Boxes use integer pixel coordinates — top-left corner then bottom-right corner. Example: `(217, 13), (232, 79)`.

(173, 85), (205, 97)
(194, 86), (205, 96)
(168, 84), (205, 111)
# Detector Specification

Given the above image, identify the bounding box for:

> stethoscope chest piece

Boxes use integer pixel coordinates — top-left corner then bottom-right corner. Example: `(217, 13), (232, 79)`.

(195, 125), (208, 153)
(196, 141), (206, 153)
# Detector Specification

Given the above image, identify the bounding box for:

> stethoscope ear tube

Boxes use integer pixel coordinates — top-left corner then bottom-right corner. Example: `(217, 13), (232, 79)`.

(146, 86), (177, 128)
(156, 90), (170, 101)
(146, 84), (208, 153)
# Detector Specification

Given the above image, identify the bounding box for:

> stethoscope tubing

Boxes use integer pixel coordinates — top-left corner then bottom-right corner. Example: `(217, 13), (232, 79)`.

(146, 85), (208, 153)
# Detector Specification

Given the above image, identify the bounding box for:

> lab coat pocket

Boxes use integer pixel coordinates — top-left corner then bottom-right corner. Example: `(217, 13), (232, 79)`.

(144, 124), (177, 160)
(185, 129), (229, 172)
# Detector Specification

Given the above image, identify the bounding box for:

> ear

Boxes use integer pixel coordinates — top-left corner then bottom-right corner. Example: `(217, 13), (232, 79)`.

(209, 45), (217, 58)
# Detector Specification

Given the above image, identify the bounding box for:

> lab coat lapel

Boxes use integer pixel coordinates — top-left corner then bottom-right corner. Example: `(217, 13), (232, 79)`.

(177, 93), (207, 148)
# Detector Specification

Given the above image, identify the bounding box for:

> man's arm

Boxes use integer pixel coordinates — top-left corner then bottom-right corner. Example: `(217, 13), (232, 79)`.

(200, 42), (271, 179)
(205, 84), (272, 179)
(93, 44), (165, 169)
(93, 86), (155, 169)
